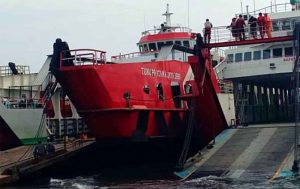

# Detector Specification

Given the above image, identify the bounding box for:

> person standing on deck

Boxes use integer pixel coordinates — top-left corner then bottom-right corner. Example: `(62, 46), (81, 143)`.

(227, 17), (238, 41)
(264, 13), (272, 38)
(248, 16), (257, 39)
(204, 19), (213, 44)
(257, 13), (265, 39)
(236, 15), (246, 40)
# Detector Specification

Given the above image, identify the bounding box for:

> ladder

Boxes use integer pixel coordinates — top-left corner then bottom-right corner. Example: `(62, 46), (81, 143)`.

(235, 84), (249, 126)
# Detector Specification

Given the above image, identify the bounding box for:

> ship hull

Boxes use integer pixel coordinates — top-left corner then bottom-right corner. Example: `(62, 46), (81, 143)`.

(55, 57), (226, 146)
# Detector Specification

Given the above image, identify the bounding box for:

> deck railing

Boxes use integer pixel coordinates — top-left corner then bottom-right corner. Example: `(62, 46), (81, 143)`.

(60, 49), (107, 67)
(141, 26), (192, 36)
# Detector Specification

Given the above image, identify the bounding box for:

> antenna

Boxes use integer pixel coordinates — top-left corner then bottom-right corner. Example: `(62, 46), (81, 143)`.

(162, 4), (173, 27)
(240, 0), (243, 13)
(188, 0), (190, 28)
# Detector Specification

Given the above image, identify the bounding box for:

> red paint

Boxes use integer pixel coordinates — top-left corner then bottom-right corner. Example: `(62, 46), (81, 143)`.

(56, 52), (227, 142)
(139, 32), (192, 43)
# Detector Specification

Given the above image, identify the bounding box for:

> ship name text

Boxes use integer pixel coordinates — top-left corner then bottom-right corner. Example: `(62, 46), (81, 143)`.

(141, 67), (181, 80)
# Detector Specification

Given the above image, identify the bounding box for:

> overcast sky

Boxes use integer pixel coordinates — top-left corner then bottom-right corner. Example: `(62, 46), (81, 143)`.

(0, 0), (290, 72)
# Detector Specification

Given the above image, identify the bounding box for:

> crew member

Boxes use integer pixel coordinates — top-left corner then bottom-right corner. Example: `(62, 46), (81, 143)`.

(248, 16), (257, 39)
(204, 19), (213, 44)
(236, 15), (246, 40)
(264, 13), (272, 38)
(257, 13), (265, 39)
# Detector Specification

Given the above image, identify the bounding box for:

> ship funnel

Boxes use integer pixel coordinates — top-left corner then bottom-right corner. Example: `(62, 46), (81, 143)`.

(162, 4), (173, 27)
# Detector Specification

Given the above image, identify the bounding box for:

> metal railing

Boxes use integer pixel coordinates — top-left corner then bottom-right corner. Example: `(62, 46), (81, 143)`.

(60, 49), (107, 67)
(240, 3), (294, 17)
(141, 26), (192, 36)
(209, 21), (294, 44)
(0, 65), (30, 76)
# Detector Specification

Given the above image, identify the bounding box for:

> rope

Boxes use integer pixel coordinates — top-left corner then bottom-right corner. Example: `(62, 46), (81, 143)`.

(177, 97), (195, 170)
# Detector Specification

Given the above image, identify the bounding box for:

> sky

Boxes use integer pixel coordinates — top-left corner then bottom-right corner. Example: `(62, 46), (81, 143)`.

(0, 0), (290, 72)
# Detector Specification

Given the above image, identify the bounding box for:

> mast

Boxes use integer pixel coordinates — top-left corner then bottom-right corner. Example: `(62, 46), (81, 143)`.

(162, 4), (173, 27)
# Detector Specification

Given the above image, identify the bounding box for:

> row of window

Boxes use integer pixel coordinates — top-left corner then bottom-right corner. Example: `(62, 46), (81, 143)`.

(227, 47), (293, 63)
(139, 40), (191, 53)
(272, 19), (292, 32)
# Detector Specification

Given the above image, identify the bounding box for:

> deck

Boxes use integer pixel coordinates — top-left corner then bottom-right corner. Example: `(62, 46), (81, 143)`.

(0, 139), (94, 185)
(175, 123), (295, 181)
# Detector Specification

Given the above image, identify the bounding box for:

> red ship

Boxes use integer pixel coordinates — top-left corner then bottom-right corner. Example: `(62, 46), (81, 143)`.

(50, 5), (227, 159)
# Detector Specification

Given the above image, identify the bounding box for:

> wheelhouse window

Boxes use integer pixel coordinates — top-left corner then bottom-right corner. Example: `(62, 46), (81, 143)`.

(175, 41), (182, 45)
(149, 43), (157, 51)
(244, 52), (252, 61)
(166, 41), (173, 46)
(183, 40), (190, 47)
(285, 47), (293, 57)
(235, 53), (242, 62)
(157, 42), (165, 50)
(143, 44), (149, 52)
(139, 45), (143, 52)
(227, 54), (233, 63)
(272, 21), (279, 31)
(273, 48), (282, 58)
(253, 51), (261, 60)
(263, 49), (271, 59)
(282, 20), (291, 30)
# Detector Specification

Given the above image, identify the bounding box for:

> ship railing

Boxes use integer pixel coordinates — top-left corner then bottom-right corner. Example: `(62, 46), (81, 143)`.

(0, 96), (43, 109)
(111, 51), (159, 61)
(141, 26), (192, 36)
(218, 80), (233, 94)
(0, 65), (30, 76)
(60, 49), (107, 67)
(236, 3), (293, 18)
(209, 21), (294, 44)
(111, 52), (142, 61)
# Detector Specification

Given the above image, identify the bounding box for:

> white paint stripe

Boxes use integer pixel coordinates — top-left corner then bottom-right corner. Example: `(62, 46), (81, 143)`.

(226, 128), (277, 179)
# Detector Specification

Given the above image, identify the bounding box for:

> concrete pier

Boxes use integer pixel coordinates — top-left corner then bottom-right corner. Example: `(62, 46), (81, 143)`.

(175, 123), (295, 181)
(0, 139), (94, 185)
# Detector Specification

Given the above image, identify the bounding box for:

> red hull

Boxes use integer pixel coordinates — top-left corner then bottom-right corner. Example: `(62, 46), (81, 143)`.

(55, 56), (227, 143)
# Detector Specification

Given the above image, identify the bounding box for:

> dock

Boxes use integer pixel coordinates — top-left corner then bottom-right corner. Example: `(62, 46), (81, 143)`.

(0, 139), (94, 185)
(175, 123), (296, 181)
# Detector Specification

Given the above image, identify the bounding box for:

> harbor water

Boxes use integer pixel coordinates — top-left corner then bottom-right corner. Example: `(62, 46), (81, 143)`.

(5, 168), (300, 189)
(4, 142), (300, 189)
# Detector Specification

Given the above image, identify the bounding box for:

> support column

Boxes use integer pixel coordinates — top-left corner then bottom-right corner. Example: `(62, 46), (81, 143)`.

(248, 84), (255, 123)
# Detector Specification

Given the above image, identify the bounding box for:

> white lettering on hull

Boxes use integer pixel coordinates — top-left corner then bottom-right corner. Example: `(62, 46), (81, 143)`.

(141, 67), (181, 80)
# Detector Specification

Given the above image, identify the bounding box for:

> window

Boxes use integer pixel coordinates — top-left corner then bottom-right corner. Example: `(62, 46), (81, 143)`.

(253, 51), (261, 60)
(175, 41), (182, 45)
(166, 41), (173, 46)
(139, 45), (143, 52)
(244, 52), (252, 61)
(235, 53), (242, 62)
(227, 54), (233, 63)
(282, 20), (291, 30)
(143, 44), (148, 52)
(263, 49), (271, 59)
(183, 40), (190, 47)
(273, 48), (282, 58)
(171, 82), (181, 108)
(272, 21), (279, 31)
(157, 42), (165, 50)
(149, 43), (157, 51)
(285, 47), (293, 57)
(156, 83), (164, 101)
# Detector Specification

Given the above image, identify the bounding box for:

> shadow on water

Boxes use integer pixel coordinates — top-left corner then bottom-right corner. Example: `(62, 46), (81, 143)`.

(12, 139), (185, 188)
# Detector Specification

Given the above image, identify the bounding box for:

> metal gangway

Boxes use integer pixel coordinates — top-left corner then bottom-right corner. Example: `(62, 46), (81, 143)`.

(204, 19), (300, 172)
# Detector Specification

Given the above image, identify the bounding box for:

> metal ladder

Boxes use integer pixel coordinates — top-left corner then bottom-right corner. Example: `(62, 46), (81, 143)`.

(235, 84), (248, 126)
